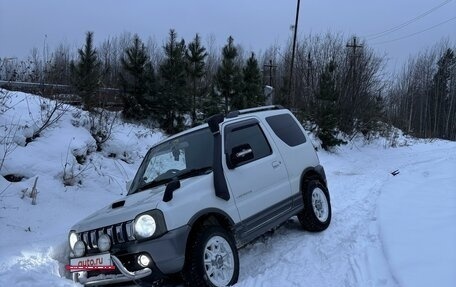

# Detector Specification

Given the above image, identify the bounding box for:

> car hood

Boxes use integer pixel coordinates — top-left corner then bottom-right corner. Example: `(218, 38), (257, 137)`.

(70, 174), (211, 232)
(71, 185), (165, 232)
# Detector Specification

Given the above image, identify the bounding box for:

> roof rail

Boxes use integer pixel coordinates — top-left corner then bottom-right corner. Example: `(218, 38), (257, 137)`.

(226, 105), (284, 118)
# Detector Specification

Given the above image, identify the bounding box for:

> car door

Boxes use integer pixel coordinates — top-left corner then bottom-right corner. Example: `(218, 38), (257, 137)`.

(222, 118), (292, 233)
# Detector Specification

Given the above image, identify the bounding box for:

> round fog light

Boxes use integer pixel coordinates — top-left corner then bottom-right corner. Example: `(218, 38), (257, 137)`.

(98, 234), (111, 252)
(137, 254), (151, 267)
(74, 240), (86, 257)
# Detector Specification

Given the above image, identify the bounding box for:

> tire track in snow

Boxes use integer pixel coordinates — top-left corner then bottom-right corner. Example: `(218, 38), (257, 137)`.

(235, 146), (406, 287)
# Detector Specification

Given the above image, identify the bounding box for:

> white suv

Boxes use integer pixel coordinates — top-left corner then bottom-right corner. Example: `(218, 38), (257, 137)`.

(68, 106), (331, 287)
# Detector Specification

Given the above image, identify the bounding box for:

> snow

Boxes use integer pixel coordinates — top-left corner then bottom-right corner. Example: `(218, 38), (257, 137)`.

(0, 90), (455, 287)
(236, 139), (456, 287)
(378, 143), (456, 287)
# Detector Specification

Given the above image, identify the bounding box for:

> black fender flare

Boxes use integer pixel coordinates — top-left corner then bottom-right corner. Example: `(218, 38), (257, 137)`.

(187, 208), (236, 229)
(300, 165), (328, 190)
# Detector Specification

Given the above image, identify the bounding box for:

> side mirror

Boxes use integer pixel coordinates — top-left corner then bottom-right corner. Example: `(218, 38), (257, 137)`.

(227, 144), (254, 169)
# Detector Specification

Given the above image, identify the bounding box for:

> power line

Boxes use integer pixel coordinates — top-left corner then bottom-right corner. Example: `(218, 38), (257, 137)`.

(364, 0), (452, 40)
(371, 15), (456, 45)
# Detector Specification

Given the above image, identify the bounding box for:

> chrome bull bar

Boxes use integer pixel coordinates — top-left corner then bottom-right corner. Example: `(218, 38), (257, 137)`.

(73, 255), (152, 286)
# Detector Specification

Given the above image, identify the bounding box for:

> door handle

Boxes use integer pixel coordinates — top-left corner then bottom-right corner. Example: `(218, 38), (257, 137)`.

(272, 161), (281, 168)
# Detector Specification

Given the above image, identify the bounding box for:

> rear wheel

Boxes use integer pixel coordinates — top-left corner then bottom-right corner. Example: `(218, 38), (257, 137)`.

(184, 225), (239, 286)
(298, 180), (331, 232)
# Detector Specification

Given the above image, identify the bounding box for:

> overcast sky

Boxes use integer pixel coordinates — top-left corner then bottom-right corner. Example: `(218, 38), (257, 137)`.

(1, 0), (455, 74)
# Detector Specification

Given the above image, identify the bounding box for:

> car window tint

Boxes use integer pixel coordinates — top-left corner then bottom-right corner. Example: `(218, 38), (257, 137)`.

(266, 114), (306, 147)
(225, 124), (272, 163)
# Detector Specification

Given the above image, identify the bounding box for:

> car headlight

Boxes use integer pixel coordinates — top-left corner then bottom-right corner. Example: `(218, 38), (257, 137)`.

(134, 214), (156, 238)
(69, 231), (78, 250)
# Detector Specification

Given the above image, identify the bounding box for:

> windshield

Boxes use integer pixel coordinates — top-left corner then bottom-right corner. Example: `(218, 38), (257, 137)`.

(129, 127), (214, 195)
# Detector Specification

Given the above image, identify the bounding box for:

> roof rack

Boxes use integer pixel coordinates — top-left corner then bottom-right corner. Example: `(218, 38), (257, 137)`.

(226, 105), (284, 118)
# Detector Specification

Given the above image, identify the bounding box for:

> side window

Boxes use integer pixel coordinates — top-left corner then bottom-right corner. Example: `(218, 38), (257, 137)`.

(225, 122), (272, 167)
(266, 113), (306, 147)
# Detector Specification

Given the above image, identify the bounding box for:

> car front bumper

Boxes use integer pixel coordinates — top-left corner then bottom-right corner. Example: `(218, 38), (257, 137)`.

(71, 224), (190, 285)
(73, 254), (152, 286)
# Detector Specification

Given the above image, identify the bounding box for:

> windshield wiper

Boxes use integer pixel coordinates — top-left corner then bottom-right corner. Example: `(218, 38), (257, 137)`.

(133, 178), (174, 194)
(177, 166), (212, 180)
(131, 167), (212, 195)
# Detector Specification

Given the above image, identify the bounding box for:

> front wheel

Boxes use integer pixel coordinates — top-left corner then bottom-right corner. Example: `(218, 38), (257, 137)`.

(298, 180), (331, 232)
(184, 225), (239, 287)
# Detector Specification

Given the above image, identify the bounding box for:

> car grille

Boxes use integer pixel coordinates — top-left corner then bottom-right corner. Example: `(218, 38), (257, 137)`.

(80, 220), (135, 250)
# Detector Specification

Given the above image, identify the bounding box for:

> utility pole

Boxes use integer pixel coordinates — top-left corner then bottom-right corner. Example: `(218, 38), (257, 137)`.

(289, 0), (301, 108)
(346, 36), (362, 54)
(346, 36), (363, 76)
(263, 60), (277, 87)
(346, 36), (363, 112)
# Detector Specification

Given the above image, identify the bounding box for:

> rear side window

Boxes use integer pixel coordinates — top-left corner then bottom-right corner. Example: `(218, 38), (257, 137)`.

(225, 122), (272, 164)
(266, 114), (306, 147)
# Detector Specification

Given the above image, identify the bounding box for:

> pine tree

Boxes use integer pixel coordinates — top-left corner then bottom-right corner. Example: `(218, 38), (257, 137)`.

(120, 35), (155, 120)
(238, 52), (264, 109)
(216, 36), (242, 113)
(186, 34), (207, 125)
(201, 85), (223, 118)
(315, 61), (345, 149)
(70, 31), (101, 111)
(157, 29), (188, 134)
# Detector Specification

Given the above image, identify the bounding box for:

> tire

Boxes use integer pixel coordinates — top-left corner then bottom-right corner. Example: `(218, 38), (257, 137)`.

(298, 180), (331, 232)
(184, 225), (239, 287)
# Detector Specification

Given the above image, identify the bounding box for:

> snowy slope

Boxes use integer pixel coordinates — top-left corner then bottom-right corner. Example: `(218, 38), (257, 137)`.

(0, 90), (163, 286)
(0, 90), (455, 287)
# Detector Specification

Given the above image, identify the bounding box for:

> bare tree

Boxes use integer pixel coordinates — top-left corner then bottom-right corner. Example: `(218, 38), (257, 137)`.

(46, 43), (72, 85)
(0, 120), (19, 172)
(204, 33), (220, 85)
(146, 36), (164, 71)
(24, 97), (71, 144)
(28, 47), (43, 83)
(387, 40), (456, 140)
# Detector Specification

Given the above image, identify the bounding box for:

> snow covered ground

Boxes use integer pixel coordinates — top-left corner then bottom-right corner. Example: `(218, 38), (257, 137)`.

(0, 90), (455, 287)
